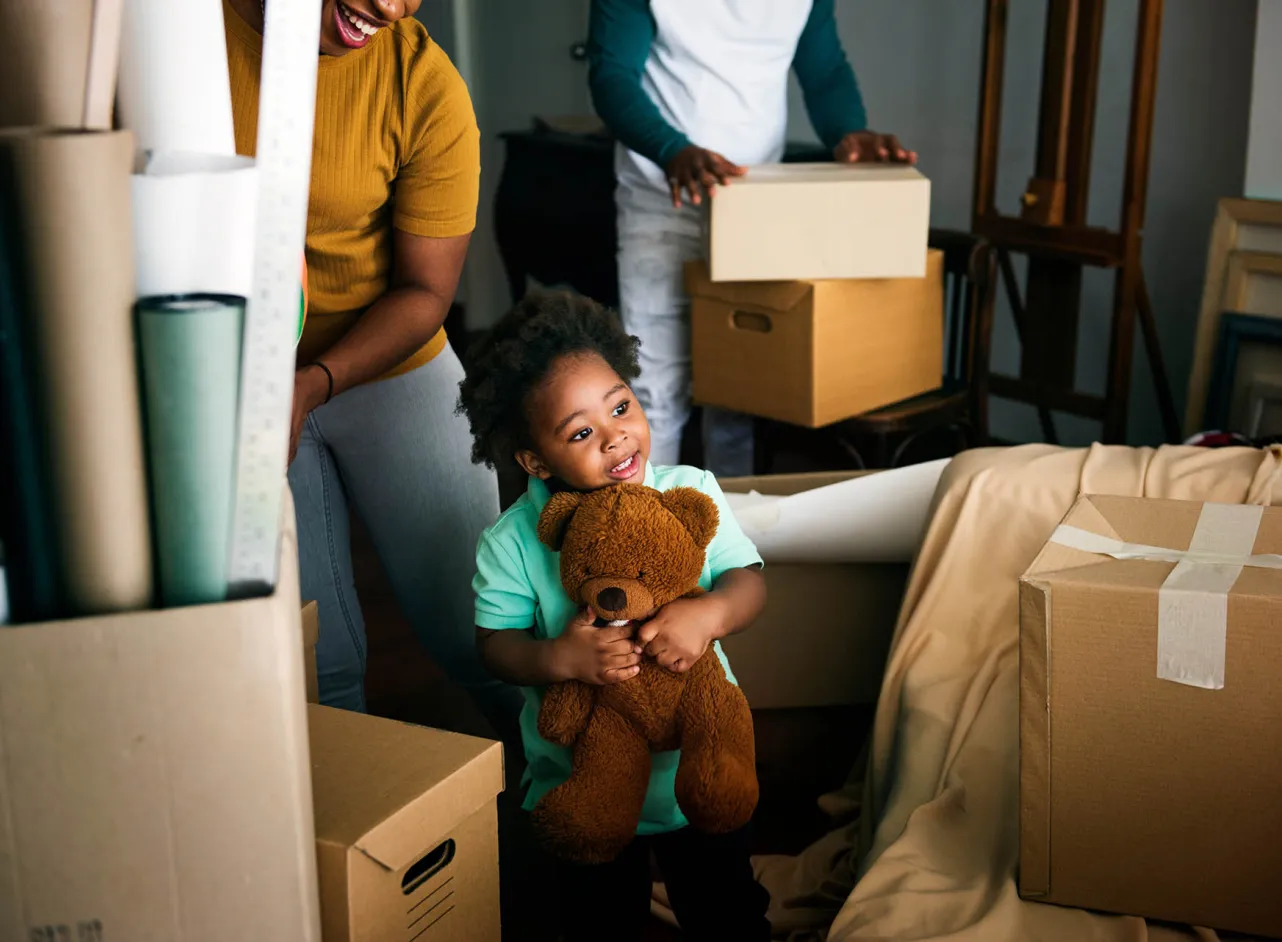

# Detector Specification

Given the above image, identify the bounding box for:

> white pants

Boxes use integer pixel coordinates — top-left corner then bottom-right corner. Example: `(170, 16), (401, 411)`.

(616, 181), (755, 476)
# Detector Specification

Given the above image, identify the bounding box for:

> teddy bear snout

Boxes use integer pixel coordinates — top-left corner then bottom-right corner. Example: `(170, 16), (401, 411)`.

(596, 586), (628, 613)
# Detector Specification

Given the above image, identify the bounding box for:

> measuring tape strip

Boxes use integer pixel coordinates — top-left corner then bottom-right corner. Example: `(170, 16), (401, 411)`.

(226, 0), (321, 598)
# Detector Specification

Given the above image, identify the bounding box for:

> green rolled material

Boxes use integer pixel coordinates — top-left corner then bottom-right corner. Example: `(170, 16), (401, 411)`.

(137, 294), (244, 607)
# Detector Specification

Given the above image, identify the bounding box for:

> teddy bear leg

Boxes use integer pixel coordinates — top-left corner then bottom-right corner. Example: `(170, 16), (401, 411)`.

(531, 707), (652, 865)
(674, 652), (759, 835)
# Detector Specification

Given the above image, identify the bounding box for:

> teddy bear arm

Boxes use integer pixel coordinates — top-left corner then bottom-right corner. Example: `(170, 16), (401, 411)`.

(538, 680), (596, 747)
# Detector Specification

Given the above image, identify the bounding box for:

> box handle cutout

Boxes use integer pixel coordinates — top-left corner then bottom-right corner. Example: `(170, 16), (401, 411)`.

(731, 310), (772, 333)
(402, 838), (456, 895)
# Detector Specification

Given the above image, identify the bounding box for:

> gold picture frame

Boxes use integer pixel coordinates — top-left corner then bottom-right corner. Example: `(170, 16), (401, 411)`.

(1184, 199), (1282, 435)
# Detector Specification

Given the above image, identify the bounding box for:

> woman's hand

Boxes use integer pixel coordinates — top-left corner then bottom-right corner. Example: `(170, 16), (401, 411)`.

(289, 365), (330, 465)
(834, 130), (917, 165)
(663, 145), (747, 208)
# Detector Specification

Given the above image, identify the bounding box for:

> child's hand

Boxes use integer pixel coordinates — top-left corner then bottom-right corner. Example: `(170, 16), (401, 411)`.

(635, 596), (729, 673)
(551, 607), (643, 685)
(663, 145), (747, 208)
(834, 130), (917, 165)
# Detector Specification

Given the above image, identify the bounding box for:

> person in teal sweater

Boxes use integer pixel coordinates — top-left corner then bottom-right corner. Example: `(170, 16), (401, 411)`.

(589, 0), (915, 478)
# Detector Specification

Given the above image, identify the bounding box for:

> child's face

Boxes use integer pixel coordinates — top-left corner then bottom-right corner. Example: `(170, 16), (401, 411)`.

(516, 352), (651, 491)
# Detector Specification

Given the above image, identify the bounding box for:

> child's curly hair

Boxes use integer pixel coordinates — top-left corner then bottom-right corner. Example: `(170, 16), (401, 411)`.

(457, 290), (641, 470)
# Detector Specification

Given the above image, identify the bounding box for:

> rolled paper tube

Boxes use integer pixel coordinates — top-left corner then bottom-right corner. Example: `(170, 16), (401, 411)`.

(131, 153), (258, 298)
(137, 294), (245, 607)
(0, 2), (93, 128)
(3, 128), (153, 614)
(116, 0), (236, 156)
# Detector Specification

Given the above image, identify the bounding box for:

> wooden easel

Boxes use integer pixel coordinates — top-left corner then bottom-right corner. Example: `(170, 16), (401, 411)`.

(972, 0), (1181, 444)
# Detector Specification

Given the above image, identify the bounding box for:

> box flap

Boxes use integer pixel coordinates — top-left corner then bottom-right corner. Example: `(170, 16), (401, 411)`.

(720, 470), (876, 497)
(684, 259), (813, 309)
(300, 601), (319, 645)
(308, 705), (503, 873)
(1023, 494), (1282, 584)
(729, 162), (926, 187)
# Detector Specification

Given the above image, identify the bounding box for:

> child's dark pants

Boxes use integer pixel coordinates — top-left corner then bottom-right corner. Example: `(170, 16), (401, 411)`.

(551, 823), (770, 941)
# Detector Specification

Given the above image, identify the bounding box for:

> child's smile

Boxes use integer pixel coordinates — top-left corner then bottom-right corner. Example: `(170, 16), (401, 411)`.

(518, 352), (653, 491)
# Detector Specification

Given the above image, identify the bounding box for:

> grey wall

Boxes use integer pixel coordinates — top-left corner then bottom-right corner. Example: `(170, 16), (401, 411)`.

(464, 0), (1258, 446)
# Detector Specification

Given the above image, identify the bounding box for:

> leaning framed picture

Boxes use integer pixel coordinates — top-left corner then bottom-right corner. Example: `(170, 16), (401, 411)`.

(1185, 199), (1282, 435)
(1203, 312), (1282, 433)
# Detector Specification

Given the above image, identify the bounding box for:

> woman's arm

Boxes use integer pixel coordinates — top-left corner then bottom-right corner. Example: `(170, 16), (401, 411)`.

(304, 229), (469, 396)
(290, 229), (469, 459)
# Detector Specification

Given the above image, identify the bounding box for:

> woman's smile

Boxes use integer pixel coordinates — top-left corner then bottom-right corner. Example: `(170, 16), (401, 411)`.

(333, 0), (382, 49)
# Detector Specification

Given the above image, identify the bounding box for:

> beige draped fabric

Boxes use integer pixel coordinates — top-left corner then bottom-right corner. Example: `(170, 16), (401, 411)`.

(658, 444), (1282, 941)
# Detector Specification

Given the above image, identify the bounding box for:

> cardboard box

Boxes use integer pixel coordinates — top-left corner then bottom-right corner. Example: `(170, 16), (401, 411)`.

(0, 491), (321, 942)
(1019, 495), (1282, 936)
(302, 600), (319, 704)
(719, 471), (908, 709)
(309, 704), (503, 942)
(706, 162), (930, 282)
(688, 251), (944, 428)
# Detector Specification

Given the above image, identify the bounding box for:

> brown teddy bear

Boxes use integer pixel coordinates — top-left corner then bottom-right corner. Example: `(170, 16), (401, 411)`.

(531, 482), (759, 864)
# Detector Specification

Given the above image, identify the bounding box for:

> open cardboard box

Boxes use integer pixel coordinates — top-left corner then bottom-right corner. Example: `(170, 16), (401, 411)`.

(719, 470), (909, 709)
(0, 491), (320, 942)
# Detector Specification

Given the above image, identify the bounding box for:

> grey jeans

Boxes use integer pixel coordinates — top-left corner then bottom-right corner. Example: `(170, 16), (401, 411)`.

(287, 345), (518, 726)
(616, 180), (756, 477)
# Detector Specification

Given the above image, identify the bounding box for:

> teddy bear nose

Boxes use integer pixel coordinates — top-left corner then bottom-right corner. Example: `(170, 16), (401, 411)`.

(595, 587), (627, 613)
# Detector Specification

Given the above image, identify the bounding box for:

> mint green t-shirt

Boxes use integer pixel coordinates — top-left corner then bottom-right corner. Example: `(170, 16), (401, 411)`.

(472, 463), (763, 835)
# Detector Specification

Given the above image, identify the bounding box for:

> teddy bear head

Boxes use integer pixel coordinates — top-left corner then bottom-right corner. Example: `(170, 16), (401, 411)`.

(537, 483), (719, 624)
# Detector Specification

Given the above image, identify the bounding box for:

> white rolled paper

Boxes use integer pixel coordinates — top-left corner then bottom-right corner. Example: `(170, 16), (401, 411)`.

(117, 0), (236, 157)
(131, 153), (259, 298)
(724, 458), (950, 565)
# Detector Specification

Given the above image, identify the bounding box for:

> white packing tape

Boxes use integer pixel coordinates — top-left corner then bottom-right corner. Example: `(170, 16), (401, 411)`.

(1050, 503), (1282, 690)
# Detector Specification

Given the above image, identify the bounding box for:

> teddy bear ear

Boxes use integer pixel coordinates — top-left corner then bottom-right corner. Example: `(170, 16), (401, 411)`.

(660, 487), (720, 550)
(537, 491), (584, 551)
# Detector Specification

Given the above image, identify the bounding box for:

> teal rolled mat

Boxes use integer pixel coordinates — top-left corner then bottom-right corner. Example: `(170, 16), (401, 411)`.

(136, 294), (244, 608)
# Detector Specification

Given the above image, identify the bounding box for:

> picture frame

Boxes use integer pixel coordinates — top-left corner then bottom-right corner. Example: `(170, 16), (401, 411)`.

(1223, 251), (1282, 316)
(1185, 199), (1282, 435)
(1203, 312), (1282, 433)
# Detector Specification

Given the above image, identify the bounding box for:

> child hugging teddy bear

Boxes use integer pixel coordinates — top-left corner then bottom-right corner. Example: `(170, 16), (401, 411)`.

(456, 291), (770, 942)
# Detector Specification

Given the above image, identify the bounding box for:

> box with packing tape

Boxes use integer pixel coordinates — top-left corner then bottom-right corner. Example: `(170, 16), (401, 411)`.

(1018, 495), (1282, 937)
(705, 162), (930, 282)
(687, 251), (943, 429)
(308, 704), (504, 942)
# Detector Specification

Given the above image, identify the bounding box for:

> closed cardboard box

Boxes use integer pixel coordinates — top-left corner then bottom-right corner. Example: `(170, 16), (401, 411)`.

(719, 471), (907, 709)
(706, 162), (930, 282)
(309, 704), (504, 942)
(1019, 495), (1282, 937)
(688, 251), (944, 429)
(0, 491), (321, 942)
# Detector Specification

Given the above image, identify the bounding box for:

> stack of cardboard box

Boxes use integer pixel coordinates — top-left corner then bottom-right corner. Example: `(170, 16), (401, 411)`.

(688, 163), (942, 428)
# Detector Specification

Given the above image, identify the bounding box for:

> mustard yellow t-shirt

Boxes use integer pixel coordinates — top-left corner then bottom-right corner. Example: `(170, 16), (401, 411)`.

(223, 2), (479, 379)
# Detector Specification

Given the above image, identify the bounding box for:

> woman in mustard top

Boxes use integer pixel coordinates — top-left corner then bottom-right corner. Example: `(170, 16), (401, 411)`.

(223, 0), (518, 732)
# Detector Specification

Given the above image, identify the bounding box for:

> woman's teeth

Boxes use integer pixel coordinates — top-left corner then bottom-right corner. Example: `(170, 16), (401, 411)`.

(340, 3), (377, 35)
